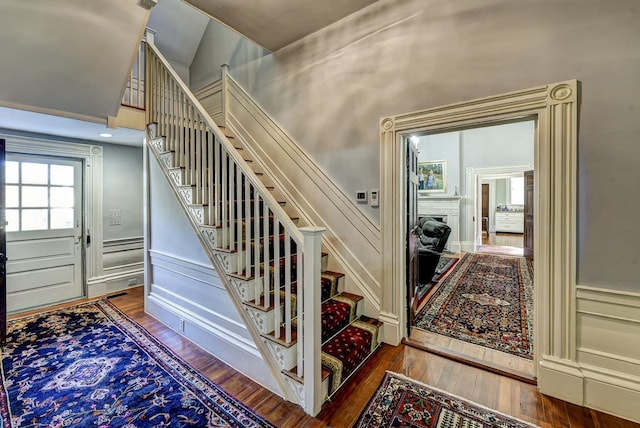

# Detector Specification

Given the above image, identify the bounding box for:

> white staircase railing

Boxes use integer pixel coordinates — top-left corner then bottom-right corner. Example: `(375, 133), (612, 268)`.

(144, 36), (325, 415)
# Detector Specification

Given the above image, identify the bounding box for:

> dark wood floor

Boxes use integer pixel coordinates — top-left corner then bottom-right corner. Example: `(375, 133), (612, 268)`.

(10, 287), (640, 427)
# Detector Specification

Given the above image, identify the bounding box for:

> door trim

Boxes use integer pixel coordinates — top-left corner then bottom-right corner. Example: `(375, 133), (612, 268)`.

(1, 133), (104, 292)
(463, 164), (533, 253)
(379, 80), (579, 398)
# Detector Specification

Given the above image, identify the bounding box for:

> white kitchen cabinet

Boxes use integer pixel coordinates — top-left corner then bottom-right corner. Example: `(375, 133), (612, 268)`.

(494, 212), (524, 233)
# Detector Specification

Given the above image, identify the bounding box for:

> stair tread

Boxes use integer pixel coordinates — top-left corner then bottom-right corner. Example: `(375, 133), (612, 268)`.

(261, 326), (298, 348)
(283, 367), (331, 384)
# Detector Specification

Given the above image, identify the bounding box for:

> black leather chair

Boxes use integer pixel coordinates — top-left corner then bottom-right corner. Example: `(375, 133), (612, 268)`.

(417, 217), (451, 285)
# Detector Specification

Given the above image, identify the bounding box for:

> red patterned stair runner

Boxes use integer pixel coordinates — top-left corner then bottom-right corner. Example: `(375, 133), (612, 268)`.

(321, 318), (380, 395)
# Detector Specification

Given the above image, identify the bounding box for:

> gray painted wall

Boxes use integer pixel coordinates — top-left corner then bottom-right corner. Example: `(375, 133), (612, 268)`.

(189, 20), (268, 92)
(101, 144), (144, 241)
(213, 0), (640, 291)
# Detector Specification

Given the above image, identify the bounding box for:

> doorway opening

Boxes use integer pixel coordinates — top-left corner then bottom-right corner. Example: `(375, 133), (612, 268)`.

(379, 80), (579, 393)
(405, 120), (536, 380)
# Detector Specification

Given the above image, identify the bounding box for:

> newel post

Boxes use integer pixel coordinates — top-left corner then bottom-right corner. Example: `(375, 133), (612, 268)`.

(221, 63), (229, 127)
(299, 226), (325, 416)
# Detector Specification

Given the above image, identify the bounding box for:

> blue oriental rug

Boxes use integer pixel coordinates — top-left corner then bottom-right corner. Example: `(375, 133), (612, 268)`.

(0, 300), (274, 427)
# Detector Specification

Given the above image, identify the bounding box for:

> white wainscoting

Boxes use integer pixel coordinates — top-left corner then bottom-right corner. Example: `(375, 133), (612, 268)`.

(146, 250), (279, 394)
(539, 286), (640, 423)
(87, 237), (144, 297)
(193, 78), (382, 319)
(194, 80), (223, 125)
(575, 286), (640, 423)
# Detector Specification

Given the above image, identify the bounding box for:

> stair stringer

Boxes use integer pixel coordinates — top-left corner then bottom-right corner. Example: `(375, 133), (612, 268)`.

(221, 86), (382, 319)
(146, 132), (301, 406)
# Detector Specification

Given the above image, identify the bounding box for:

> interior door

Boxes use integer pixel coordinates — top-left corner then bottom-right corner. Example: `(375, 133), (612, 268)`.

(406, 137), (420, 333)
(481, 183), (489, 234)
(523, 170), (534, 258)
(0, 139), (6, 344)
(5, 155), (84, 312)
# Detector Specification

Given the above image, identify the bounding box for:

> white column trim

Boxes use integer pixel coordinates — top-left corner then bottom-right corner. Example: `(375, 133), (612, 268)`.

(2, 133), (104, 293)
(379, 81), (579, 404)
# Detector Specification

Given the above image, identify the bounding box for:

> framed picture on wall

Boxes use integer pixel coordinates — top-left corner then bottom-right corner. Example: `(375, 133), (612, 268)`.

(418, 160), (447, 193)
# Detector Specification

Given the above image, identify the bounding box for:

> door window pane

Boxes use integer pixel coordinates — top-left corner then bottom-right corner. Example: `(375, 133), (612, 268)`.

(22, 209), (48, 231)
(22, 186), (48, 208)
(50, 165), (74, 186)
(6, 209), (19, 232)
(6, 161), (19, 183)
(50, 187), (74, 208)
(7, 158), (79, 232)
(22, 163), (48, 185)
(50, 208), (74, 229)
(6, 185), (19, 207)
(510, 177), (525, 205)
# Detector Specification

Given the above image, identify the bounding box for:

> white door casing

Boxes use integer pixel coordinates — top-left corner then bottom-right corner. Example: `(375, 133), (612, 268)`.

(2, 133), (104, 299)
(379, 81), (578, 402)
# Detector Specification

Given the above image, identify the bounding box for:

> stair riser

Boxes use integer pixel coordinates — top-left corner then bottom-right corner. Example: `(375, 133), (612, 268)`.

(187, 205), (209, 226)
(218, 250), (327, 277)
(158, 151), (175, 170)
(262, 338), (298, 372)
(244, 304), (284, 335)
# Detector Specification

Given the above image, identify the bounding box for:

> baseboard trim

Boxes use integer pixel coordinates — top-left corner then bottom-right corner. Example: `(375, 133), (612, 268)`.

(87, 267), (144, 297)
(537, 357), (584, 406)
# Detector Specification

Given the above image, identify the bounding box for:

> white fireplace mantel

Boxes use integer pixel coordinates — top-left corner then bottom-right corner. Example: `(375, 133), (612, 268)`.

(417, 195), (461, 253)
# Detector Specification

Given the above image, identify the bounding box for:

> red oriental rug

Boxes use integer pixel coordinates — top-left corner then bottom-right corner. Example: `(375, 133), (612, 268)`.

(355, 372), (538, 427)
(413, 253), (533, 359)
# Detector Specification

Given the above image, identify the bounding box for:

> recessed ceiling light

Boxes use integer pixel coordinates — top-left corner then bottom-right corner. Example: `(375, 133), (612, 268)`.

(99, 132), (113, 138)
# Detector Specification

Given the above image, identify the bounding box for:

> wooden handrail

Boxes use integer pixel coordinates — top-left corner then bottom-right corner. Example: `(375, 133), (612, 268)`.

(146, 40), (302, 244)
(145, 38), (325, 415)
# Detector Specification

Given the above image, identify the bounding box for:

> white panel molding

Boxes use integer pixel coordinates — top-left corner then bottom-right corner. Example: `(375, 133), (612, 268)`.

(2, 133), (104, 296)
(224, 77), (381, 312)
(146, 293), (280, 395)
(193, 80), (223, 124)
(148, 249), (225, 291)
(380, 81), (581, 401)
(146, 248), (280, 394)
(572, 285), (640, 422)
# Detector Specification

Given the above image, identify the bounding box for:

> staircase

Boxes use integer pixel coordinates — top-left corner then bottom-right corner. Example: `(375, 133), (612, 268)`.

(145, 39), (381, 415)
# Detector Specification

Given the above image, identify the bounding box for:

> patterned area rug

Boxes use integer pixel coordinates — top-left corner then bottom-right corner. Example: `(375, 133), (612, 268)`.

(413, 253), (534, 359)
(355, 372), (538, 427)
(432, 256), (459, 283)
(0, 300), (274, 427)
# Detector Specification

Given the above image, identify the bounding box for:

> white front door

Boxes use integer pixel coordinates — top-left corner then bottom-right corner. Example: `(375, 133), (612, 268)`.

(5, 155), (84, 312)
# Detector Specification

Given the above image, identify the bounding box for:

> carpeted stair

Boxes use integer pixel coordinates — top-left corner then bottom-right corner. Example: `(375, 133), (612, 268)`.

(148, 123), (381, 405)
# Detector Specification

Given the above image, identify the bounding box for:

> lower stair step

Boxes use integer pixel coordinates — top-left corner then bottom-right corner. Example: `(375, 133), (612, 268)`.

(321, 319), (381, 396)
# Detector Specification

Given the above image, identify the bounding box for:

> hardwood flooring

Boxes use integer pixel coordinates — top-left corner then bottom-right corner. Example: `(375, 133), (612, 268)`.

(479, 232), (525, 256)
(8, 287), (640, 427)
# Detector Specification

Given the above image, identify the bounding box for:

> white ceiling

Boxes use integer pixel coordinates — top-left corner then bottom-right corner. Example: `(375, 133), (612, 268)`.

(0, 107), (144, 146)
(0, 0), (377, 145)
(0, 0), (151, 121)
(182, 0), (379, 52)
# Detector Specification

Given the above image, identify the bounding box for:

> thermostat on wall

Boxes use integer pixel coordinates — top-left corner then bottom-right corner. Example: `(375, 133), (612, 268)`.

(370, 190), (379, 207)
(356, 191), (367, 203)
